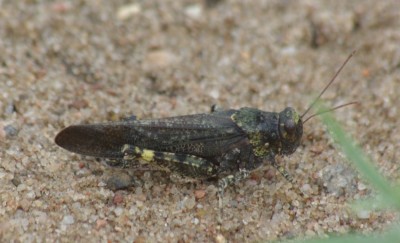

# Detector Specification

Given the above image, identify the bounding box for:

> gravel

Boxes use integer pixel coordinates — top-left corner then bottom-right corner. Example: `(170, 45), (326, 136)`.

(1, 0), (400, 242)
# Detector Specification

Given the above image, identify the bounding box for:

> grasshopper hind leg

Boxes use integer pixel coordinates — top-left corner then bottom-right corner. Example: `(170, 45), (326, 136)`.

(105, 158), (125, 167)
(121, 144), (218, 179)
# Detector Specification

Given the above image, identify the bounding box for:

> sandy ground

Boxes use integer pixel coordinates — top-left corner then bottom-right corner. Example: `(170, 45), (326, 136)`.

(1, 0), (400, 242)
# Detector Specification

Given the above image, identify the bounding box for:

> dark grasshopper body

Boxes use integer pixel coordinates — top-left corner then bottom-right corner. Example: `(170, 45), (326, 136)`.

(56, 52), (356, 205)
(55, 107), (303, 190)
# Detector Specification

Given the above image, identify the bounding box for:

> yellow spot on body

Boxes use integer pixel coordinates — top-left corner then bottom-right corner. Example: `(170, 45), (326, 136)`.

(231, 114), (242, 127)
(293, 111), (300, 123)
(141, 149), (155, 162)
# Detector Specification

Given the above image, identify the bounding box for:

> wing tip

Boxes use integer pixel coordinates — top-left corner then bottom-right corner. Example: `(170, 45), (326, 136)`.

(54, 124), (125, 158)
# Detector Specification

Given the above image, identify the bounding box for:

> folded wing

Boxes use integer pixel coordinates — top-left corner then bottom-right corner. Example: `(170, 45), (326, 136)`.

(55, 111), (246, 159)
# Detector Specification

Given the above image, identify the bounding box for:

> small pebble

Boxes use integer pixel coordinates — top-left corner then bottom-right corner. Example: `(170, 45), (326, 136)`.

(78, 162), (85, 169)
(357, 210), (371, 219)
(215, 234), (227, 243)
(51, 2), (72, 13)
(19, 199), (32, 211)
(192, 217), (199, 225)
(185, 4), (203, 19)
(4, 125), (18, 138)
(96, 219), (107, 229)
(185, 196), (196, 210)
(5, 102), (17, 114)
(114, 207), (124, 217)
(62, 215), (75, 225)
(117, 3), (141, 20)
(194, 189), (206, 200)
(143, 50), (178, 71)
(26, 190), (36, 199)
(320, 164), (356, 197)
(205, 0), (223, 8)
(357, 182), (367, 191)
(113, 191), (124, 204)
(300, 183), (312, 195)
(11, 177), (21, 187)
(106, 172), (135, 191)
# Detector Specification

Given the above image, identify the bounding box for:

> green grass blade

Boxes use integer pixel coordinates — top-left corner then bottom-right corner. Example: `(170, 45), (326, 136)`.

(318, 103), (400, 208)
(292, 225), (400, 243)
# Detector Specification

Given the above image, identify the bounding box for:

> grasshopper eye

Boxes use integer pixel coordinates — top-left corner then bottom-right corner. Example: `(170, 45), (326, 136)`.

(284, 119), (296, 134)
(278, 107), (304, 155)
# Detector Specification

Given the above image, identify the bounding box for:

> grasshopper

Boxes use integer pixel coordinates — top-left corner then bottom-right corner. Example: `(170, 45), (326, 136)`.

(55, 51), (356, 209)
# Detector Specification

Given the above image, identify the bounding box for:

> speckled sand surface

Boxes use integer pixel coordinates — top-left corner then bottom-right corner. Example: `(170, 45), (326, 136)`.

(1, 0), (400, 242)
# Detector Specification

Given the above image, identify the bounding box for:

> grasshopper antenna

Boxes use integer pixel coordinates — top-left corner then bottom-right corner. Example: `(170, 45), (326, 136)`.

(301, 50), (357, 120)
(303, 101), (358, 124)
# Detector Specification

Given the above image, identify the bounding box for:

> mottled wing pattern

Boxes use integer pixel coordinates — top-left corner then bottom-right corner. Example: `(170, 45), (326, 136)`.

(55, 110), (247, 159)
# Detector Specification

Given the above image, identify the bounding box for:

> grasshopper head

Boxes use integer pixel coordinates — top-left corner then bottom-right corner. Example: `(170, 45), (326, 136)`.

(278, 107), (303, 155)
